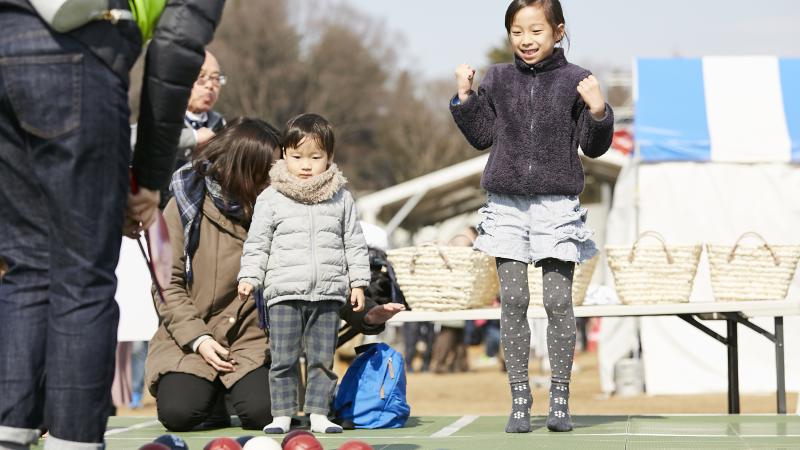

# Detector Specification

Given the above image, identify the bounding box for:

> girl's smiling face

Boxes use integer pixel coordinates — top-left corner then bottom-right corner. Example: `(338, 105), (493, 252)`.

(508, 4), (564, 66)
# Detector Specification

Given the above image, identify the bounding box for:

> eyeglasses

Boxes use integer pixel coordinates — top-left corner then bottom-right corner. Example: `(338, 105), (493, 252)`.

(196, 73), (227, 87)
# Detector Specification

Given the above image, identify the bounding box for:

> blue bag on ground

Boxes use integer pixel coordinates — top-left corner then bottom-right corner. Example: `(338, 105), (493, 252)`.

(334, 342), (410, 429)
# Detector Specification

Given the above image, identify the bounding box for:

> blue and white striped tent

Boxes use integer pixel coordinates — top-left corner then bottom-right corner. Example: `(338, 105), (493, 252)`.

(607, 57), (800, 398)
(635, 57), (800, 162)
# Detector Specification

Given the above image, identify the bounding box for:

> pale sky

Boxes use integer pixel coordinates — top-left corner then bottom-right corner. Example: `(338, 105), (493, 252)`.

(342, 0), (800, 80)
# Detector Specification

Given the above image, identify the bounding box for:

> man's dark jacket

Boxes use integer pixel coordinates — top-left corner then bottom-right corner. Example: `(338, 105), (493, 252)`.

(0, 0), (226, 191)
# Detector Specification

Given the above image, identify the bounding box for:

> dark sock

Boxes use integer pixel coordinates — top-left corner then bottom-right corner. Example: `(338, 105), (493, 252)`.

(505, 381), (532, 433)
(546, 381), (573, 432)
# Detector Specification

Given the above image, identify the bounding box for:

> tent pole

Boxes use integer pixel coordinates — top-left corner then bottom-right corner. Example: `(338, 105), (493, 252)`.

(385, 189), (428, 238)
(633, 141), (641, 238)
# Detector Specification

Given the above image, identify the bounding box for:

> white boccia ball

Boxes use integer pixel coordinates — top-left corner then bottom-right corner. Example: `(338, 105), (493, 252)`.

(242, 437), (281, 450)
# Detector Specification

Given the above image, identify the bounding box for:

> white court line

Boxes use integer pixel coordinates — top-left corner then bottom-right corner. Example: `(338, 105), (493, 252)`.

(618, 433), (800, 438)
(104, 420), (161, 436)
(429, 415), (479, 438)
(625, 415), (631, 438)
(727, 421), (743, 442)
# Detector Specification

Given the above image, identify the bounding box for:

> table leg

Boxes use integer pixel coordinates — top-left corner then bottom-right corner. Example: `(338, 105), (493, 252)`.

(776, 316), (786, 414)
(727, 317), (740, 414)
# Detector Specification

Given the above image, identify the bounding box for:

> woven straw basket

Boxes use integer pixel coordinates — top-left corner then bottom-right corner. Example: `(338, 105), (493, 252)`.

(606, 231), (702, 304)
(387, 244), (499, 311)
(528, 255), (598, 307)
(707, 232), (800, 301)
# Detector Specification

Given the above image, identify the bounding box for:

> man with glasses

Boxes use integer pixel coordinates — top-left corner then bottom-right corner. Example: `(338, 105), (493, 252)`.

(180, 50), (227, 158)
(158, 50), (227, 209)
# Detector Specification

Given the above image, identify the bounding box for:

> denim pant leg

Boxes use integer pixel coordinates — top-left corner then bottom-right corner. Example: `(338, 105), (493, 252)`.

(402, 322), (420, 370)
(0, 10), (130, 447)
(302, 301), (341, 415)
(130, 341), (149, 399)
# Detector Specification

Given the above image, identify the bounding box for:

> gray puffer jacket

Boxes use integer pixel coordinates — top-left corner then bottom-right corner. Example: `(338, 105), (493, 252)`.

(238, 160), (371, 306)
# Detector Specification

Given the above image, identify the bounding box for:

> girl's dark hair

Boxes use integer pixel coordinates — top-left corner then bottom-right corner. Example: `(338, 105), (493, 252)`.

(281, 113), (335, 158)
(193, 117), (280, 221)
(504, 0), (568, 47)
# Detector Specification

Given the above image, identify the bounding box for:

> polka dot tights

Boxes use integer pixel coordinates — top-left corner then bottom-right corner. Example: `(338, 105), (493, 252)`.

(496, 257), (575, 432)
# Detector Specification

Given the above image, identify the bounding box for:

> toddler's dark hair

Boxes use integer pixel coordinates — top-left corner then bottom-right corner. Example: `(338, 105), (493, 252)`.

(281, 113), (335, 158)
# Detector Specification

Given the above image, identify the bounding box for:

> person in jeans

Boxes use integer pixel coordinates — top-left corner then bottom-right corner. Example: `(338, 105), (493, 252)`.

(0, 1), (224, 450)
(128, 341), (148, 409)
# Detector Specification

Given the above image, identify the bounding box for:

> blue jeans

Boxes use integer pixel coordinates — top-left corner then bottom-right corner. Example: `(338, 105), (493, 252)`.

(130, 341), (149, 405)
(0, 10), (130, 447)
(484, 320), (501, 358)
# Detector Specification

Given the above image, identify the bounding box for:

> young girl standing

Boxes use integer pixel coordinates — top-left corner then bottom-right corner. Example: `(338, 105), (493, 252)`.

(450, 0), (614, 433)
(238, 113), (371, 434)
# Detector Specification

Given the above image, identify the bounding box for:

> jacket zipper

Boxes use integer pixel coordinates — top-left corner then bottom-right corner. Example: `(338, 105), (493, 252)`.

(529, 66), (536, 131)
(309, 205), (317, 300)
(530, 84), (535, 131)
(529, 67), (536, 173)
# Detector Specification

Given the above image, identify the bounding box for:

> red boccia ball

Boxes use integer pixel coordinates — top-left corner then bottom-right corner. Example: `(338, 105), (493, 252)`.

(338, 440), (374, 450)
(204, 438), (242, 450)
(280, 430), (315, 448)
(281, 434), (322, 450)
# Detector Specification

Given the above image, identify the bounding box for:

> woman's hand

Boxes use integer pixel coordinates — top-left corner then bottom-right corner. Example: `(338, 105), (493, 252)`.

(364, 302), (406, 325)
(577, 75), (607, 120)
(350, 287), (365, 312)
(197, 339), (236, 372)
(455, 63), (476, 103)
(238, 281), (253, 300)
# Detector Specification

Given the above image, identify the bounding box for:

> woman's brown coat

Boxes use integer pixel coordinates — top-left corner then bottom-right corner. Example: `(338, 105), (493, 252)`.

(145, 196), (267, 394)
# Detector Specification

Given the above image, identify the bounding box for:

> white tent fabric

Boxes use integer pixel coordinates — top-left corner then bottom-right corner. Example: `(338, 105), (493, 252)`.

(115, 239), (158, 342)
(702, 58), (793, 162)
(604, 163), (800, 394)
(597, 161), (640, 393)
(636, 163), (800, 394)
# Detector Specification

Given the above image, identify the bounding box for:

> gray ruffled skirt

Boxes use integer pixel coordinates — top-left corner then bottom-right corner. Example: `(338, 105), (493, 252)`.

(473, 192), (597, 266)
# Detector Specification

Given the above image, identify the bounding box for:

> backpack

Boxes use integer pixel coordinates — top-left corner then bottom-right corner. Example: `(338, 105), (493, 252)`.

(333, 343), (410, 429)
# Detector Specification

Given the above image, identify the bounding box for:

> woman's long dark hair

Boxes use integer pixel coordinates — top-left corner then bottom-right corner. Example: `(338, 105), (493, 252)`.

(193, 117), (280, 221)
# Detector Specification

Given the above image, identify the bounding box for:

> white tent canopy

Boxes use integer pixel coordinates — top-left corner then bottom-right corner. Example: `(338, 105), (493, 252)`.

(357, 152), (625, 235)
(603, 56), (800, 395)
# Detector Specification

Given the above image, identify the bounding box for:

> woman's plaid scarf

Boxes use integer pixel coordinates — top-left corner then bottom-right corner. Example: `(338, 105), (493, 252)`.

(170, 161), (244, 284)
